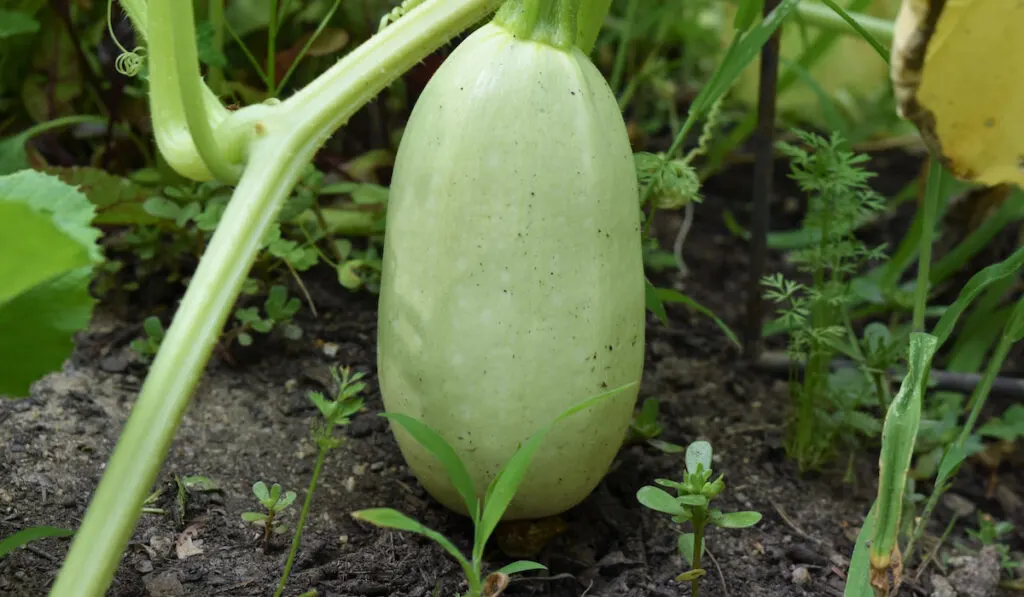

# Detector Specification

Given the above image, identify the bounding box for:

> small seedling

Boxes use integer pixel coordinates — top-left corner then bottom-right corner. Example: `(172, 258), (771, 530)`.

(637, 440), (762, 597)
(273, 365), (365, 597)
(0, 526), (75, 559)
(242, 481), (297, 552)
(352, 382), (636, 597)
(628, 397), (684, 453)
(963, 512), (1018, 573)
(231, 285), (303, 346)
(130, 316), (165, 359)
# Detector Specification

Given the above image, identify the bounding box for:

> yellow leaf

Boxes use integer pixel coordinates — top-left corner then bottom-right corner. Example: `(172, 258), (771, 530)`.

(891, 0), (1024, 187)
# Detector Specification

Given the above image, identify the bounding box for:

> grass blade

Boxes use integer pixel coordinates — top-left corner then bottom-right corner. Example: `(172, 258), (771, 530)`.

(351, 508), (474, 579)
(656, 288), (740, 348)
(494, 560), (547, 575)
(869, 332), (938, 593)
(843, 501), (876, 597)
(0, 526), (74, 558)
(381, 413), (479, 522)
(818, 0), (889, 62)
(931, 246), (1024, 347)
(930, 188), (1024, 286)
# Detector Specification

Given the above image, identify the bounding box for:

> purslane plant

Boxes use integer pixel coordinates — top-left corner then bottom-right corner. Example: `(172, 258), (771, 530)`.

(637, 440), (761, 597)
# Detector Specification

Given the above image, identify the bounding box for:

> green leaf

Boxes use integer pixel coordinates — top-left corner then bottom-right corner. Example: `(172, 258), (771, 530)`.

(0, 170), (102, 397)
(647, 439), (684, 453)
(677, 532), (704, 567)
(636, 486), (684, 515)
(143, 196), (183, 221)
(252, 481), (270, 503)
(676, 568), (707, 582)
(685, 440), (713, 475)
(656, 288), (740, 348)
(381, 413), (479, 522)
(931, 247), (1024, 348)
(0, 10), (40, 39)
(713, 511), (762, 529)
(937, 444), (966, 481)
(351, 509), (474, 580)
(644, 278), (669, 325)
(494, 560), (547, 575)
(870, 333), (938, 566)
(195, 20), (229, 68)
(0, 525), (74, 559)
(241, 511), (267, 522)
(843, 502), (875, 597)
(275, 491), (297, 511)
(677, 494), (709, 508)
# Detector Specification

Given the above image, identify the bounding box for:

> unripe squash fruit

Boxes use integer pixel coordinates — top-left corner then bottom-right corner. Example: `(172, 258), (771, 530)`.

(376, 18), (645, 520)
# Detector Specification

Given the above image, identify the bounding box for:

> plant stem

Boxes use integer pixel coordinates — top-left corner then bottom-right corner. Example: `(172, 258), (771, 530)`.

(51, 2), (504, 595)
(146, 0), (236, 181)
(691, 517), (706, 597)
(167, 0), (241, 183)
(913, 158), (944, 331)
(274, 439), (332, 597)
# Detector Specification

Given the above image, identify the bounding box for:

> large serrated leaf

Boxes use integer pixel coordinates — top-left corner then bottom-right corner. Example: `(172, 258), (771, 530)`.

(0, 170), (102, 397)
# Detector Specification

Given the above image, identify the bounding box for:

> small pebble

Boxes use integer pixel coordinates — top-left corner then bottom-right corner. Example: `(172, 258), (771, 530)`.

(343, 477), (356, 492)
(930, 574), (956, 597)
(322, 342), (340, 357)
(791, 566), (811, 585)
(370, 461), (385, 472)
(352, 463), (368, 476)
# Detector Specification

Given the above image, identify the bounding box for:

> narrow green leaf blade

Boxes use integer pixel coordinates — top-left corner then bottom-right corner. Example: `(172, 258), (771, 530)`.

(657, 288), (740, 348)
(0, 526), (74, 559)
(931, 247), (1024, 347)
(381, 413), (479, 521)
(494, 560), (547, 575)
(843, 502), (876, 597)
(351, 509), (472, 577)
(870, 333), (938, 565)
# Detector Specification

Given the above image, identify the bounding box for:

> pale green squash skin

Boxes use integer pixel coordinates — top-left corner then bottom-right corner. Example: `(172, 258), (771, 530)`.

(377, 21), (645, 520)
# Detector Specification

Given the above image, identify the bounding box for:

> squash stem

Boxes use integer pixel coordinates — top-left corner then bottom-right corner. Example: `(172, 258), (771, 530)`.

(494, 0), (579, 49)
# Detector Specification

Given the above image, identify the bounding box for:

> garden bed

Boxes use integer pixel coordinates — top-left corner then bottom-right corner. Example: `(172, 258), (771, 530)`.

(3, 152), (1022, 597)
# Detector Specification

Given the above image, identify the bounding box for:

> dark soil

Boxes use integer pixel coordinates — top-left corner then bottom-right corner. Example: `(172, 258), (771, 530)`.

(3, 153), (1023, 597)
